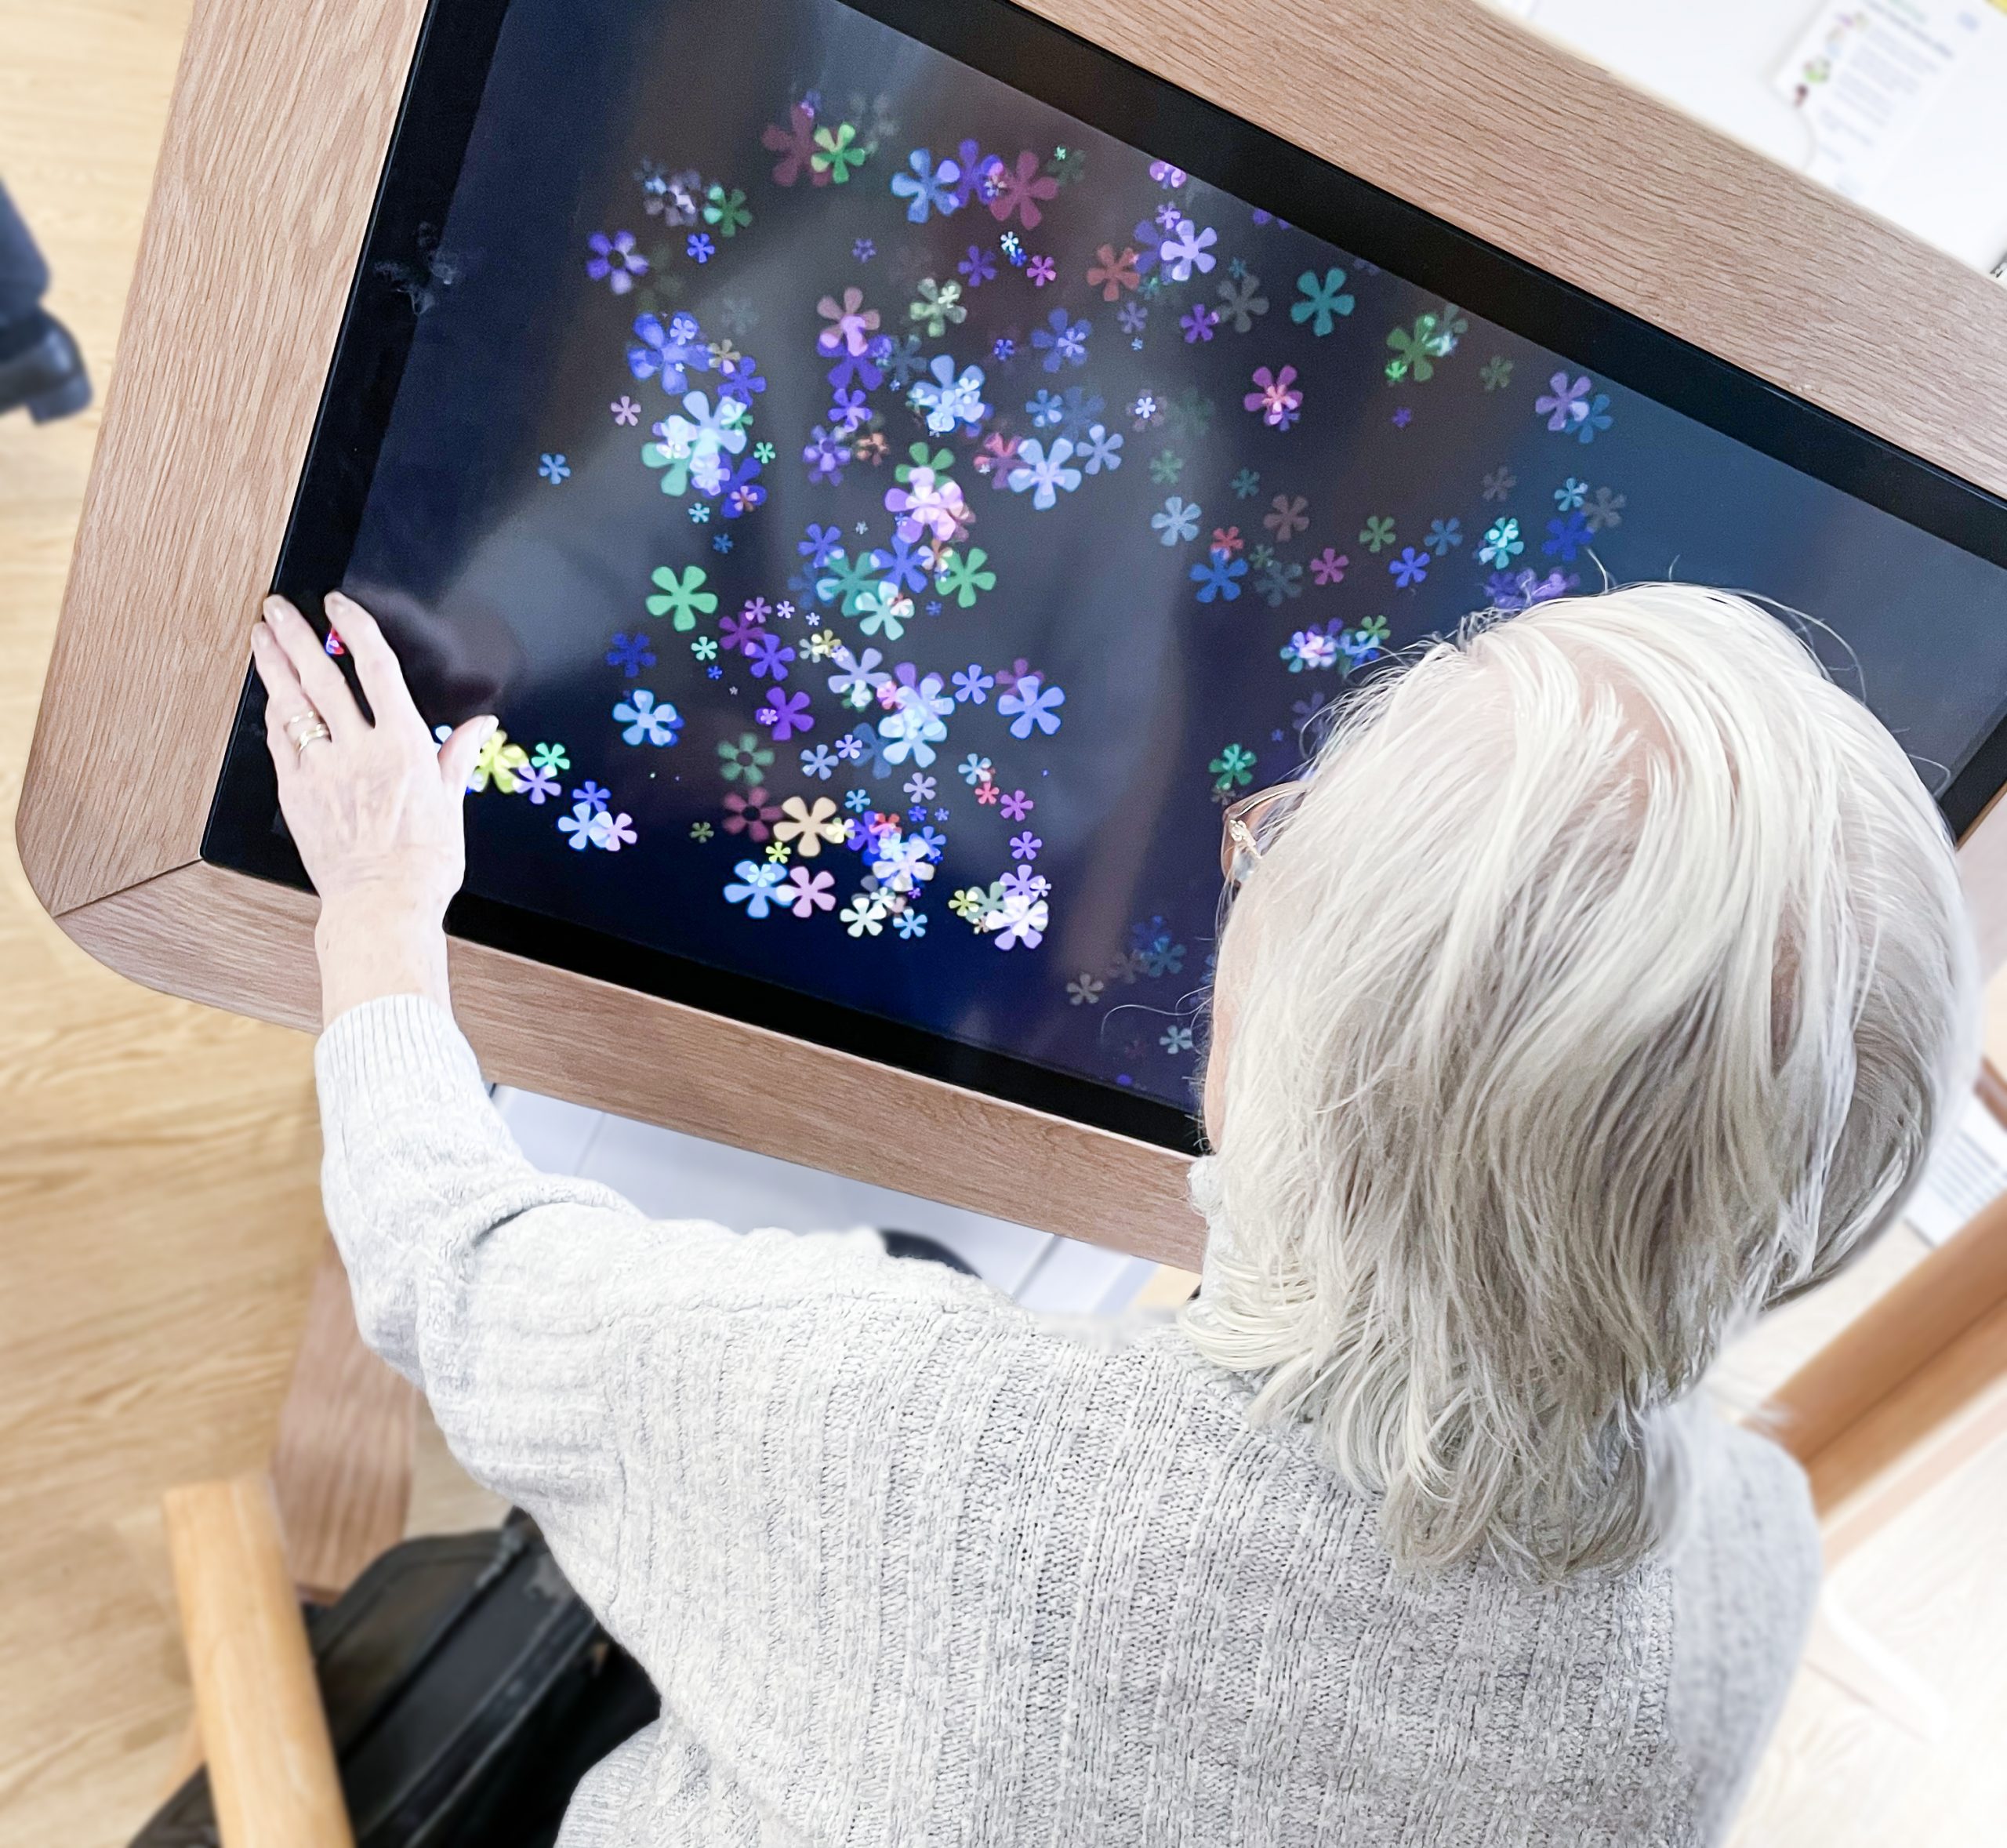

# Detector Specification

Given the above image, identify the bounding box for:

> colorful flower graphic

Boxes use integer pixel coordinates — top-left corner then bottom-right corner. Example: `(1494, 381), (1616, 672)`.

(986, 150), (1058, 228)
(816, 286), (880, 357)
(996, 673), (1065, 738)
(908, 276), (967, 337)
(889, 147), (961, 222)
(781, 866), (837, 917)
(1244, 365), (1302, 430)
(1290, 267), (1353, 334)
(1087, 243), (1141, 300)
(809, 121), (871, 184)
(614, 689), (682, 746)
(1264, 494), (1309, 541)
(1151, 496), (1201, 546)
(701, 184), (751, 236)
(717, 732), (775, 783)
(724, 859), (786, 917)
(1006, 438), (1083, 510)
(586, 231), (648, 293)
(774, 794), (847, 857)
(1030, 307), (1091, 371)
(644, 565), (718, 632)
(1158, 219), (1218, 281)
(1191, 549), (1249, 603)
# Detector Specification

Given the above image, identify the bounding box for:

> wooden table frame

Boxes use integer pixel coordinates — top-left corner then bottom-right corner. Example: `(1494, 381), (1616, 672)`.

(20, 0), (2007, 1273)
(1762, 1063), (2007, 1543)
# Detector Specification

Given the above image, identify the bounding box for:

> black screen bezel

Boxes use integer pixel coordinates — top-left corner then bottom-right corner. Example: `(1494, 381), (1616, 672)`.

(203, 0), (2007, 1158)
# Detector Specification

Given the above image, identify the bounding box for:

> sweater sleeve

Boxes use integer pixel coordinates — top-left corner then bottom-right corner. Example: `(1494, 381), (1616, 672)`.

(311, 992), (902, 1635)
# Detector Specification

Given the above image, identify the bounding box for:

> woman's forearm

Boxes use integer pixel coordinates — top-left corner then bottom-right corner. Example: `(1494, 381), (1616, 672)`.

(316, 895), (454, 1028)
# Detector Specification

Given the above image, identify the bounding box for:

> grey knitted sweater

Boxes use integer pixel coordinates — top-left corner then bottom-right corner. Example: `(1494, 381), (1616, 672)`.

(317, 995), (1820, 1847)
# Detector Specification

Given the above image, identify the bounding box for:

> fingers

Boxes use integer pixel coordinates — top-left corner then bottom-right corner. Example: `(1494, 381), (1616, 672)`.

(252, 623), (323, 765)
(261, 595), (365, 740)
(437, 714), (497, 799)
(251, 619), (313, 724)
(326, 590), (428, 741)
(250, 625), (315, 797)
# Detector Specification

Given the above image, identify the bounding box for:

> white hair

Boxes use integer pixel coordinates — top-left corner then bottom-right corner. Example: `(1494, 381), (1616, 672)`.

(1185, 584), (1979, 1580)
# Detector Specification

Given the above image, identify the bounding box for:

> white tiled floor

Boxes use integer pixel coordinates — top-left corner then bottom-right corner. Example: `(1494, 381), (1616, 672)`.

(493, 1087), (1160, 1314)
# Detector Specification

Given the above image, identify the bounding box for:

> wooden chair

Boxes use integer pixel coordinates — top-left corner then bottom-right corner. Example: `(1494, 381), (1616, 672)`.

(1756, 1066), (2007, 1735)
(161, 1241), (414, 1846)
(1761, 1069), (2007, 1559)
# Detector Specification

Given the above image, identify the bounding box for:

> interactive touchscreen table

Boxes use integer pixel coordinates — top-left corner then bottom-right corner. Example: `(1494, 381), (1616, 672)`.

(25, 0), (2007, 1263)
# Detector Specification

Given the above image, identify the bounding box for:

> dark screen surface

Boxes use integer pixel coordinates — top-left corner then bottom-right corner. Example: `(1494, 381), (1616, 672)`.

(205, 0), (2007, 1150)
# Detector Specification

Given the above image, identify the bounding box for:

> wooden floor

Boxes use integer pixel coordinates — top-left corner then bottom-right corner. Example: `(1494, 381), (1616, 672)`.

(0, 4), (488, 1839)
(0, 3), (2002, 1844)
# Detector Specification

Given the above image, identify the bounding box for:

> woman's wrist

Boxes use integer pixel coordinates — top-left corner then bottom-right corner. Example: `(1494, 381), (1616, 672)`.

(314, 891), (454, 1027)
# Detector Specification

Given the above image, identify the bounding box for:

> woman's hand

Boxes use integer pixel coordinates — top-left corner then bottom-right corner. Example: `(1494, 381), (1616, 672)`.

(252, 590), (495, 1026)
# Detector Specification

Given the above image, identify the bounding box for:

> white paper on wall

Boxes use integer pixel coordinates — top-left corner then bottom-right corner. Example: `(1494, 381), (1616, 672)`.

(1773, 0), (2000, 195)
(1904, 1087), (2007, 1245)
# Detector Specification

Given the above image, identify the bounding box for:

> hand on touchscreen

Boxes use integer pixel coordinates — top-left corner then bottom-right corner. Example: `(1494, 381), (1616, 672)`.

(252, 590), (495, 1024)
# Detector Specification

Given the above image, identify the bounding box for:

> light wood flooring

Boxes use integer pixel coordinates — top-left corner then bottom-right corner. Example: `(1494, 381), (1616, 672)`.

(0, 3), (2002, 1843)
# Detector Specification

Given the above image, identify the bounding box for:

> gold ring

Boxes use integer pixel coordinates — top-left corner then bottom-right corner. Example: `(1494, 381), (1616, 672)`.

(284, 711), (333, 755)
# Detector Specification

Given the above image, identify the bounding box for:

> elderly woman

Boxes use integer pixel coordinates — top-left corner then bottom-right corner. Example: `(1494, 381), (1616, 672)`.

(251, 580), (1974, 1847)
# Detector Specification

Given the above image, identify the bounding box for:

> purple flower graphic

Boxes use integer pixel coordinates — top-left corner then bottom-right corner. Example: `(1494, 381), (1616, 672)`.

(746, 632), (796, 681)
(586, 231), (648, 294)
(762, 689), (814, 742)
(1179, 305), (1218, 343)
(1388, 546), (1429, 588)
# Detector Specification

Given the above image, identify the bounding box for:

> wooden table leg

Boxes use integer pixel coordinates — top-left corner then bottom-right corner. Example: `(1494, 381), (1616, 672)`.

(270, 1240), (418, 1604)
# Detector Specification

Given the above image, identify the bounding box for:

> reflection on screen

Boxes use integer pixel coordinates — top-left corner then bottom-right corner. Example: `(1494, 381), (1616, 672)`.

(346, 0), (2007, 1110)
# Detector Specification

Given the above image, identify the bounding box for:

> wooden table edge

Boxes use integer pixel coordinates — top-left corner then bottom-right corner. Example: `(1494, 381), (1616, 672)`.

(47, 859), (1207, 1262)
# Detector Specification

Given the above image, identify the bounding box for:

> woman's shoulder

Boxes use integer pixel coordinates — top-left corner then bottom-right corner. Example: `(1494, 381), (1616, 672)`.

(1656, 1413), (1822, 1832)
(1684, 1410), (1821, 1585)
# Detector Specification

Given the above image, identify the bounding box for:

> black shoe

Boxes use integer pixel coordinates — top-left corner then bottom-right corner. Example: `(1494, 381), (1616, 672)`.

(877, 1229), (979, 1276)
(0, 314), (91, 423)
